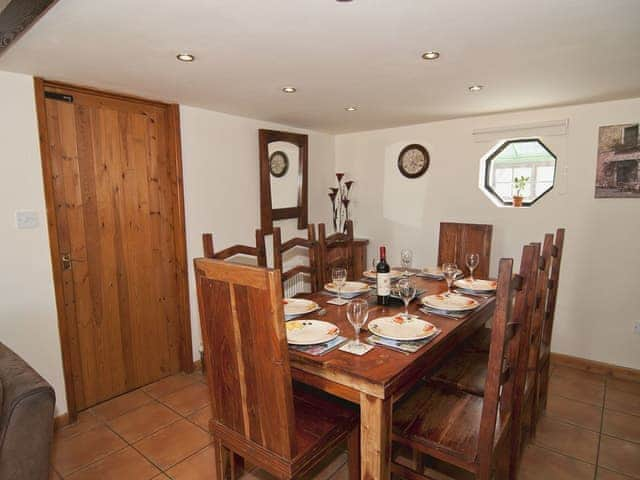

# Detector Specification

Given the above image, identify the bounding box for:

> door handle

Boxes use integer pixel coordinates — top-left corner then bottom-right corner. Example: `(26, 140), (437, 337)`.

(61, 253), (72, 270)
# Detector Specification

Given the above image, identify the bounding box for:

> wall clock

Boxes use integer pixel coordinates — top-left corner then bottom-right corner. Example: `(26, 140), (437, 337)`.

(398, 144), (430, 178)
(269, 151), (289, 177)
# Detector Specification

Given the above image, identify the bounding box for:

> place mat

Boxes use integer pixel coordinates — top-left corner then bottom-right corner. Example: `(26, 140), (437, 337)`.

(289, 335), (348, 356)
(339, 340), (374, 356)
(367, 329), (441, 353)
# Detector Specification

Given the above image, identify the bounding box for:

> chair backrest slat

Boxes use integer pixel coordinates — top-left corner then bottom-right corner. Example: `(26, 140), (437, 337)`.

(195, 259), (296, 459)
(318, 220), (355, 284)
(437, 222), (493, 279)
(202, 230), (267, 267)
(542, 228), (565, 347)
(272, 225), (320, 293)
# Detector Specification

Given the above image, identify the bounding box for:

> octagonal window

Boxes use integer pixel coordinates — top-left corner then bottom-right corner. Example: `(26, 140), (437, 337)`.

(483, 138), (557, 207)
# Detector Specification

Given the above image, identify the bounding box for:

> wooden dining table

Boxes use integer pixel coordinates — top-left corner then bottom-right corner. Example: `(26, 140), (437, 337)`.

(288, 273), (495, 480)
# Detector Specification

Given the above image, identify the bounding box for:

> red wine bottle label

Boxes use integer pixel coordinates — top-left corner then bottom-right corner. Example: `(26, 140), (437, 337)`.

(377, 272), (391, 296)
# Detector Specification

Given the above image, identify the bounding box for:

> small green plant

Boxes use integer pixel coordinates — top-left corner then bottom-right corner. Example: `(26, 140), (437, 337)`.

(513, 176), (530, 197)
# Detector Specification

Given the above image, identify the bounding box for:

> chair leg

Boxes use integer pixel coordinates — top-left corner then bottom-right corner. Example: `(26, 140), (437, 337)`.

(212, 439), (229, 480)
(347, 426), (360, 480)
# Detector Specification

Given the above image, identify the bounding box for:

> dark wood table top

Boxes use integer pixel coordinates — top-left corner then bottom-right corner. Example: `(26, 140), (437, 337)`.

(289, 273), (496, 401)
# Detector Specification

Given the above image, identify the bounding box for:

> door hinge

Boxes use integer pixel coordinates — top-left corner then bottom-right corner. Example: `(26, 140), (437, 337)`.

(45, 91), (74, 103)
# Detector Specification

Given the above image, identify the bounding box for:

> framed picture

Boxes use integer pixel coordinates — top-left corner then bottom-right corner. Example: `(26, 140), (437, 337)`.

(269, 150), (289, 178)
(397, 144), (430, 178)
(595, 123), (640, 198)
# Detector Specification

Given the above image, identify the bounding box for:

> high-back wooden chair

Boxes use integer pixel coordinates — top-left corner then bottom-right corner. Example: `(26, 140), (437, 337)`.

(202, 230), (267, 267)
(533, 228), (565, 425)
(272, 225), (320, 293)
(318, 220), (355, 284)
(392, 249), (537, 480)
(438, 222), (493, 279)
(194, 259), (359, 479)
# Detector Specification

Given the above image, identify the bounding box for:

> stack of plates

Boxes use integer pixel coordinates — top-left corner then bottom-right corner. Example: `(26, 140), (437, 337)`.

(324, 281), (370, 298)
(362, 270), (403, 281)
(283, 298), (320, 320)
(286, 320), (340, 345)
(420, 266), (463, 280)
(454, 278), (497, 294)
(421, 293), (480, 313)
(367, 315), (438, 341)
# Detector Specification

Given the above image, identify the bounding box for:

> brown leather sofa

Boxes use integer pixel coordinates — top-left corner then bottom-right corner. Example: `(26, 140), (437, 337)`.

(0, 342), (55, 480)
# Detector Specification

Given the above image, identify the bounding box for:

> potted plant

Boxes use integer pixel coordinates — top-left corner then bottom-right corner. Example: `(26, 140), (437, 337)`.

(512, 176), (529, 207)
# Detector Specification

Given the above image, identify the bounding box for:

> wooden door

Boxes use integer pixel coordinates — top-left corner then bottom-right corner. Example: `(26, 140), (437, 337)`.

(35, 80), (191, 415)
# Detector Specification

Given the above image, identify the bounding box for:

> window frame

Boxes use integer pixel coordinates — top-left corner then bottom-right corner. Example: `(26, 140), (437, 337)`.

(483, 138), (557, 207)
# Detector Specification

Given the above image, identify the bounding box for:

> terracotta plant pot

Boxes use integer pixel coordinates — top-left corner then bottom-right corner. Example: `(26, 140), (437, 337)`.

(512, 196), (524, 207)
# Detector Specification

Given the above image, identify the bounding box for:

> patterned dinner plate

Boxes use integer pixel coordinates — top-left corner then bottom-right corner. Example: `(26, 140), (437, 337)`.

(453, 278), (497, 292)
(286, 320), (340, 345)
(421, 266), (463, 279)
(283, 298), (320, 319)
(324, 281), (370, 298)
(367, 315), (438, 341)
(421, 293), (480, 312)
(362, 269), (403, 280)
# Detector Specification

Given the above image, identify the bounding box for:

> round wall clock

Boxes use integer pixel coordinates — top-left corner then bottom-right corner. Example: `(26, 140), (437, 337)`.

(269, 151), (289, 178)
(397, 144), (430, 178)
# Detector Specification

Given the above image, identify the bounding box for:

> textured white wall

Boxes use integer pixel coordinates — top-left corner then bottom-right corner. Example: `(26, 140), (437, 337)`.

(336, 98), (640, 369)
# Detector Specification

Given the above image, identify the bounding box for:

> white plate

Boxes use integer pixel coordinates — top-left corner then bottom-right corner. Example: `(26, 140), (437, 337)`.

(362, 270), (403, 280)
(367, 315), (438, 341)
(283, 298), (320, 319)
(421, 267), (463, 279)
(453, 278), (497, 292)
(422, 293), (480, 312)
(286, 320), (340, 345)
(324, 281), (370, 298)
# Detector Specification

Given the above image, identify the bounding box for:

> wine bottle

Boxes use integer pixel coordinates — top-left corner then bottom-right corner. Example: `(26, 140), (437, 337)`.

(376, 246), (391, 305)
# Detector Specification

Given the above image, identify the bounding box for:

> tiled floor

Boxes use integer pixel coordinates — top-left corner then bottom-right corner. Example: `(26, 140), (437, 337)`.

(50, 363), (640, 479)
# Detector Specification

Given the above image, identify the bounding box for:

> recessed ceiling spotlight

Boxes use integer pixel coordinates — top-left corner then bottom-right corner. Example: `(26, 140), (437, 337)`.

(176, 53), (195, 62)
(468, 84), (484, 92)
(282, 86), (297, 93)
(345, 106), (358, 112)
(421, 51), (440, 60)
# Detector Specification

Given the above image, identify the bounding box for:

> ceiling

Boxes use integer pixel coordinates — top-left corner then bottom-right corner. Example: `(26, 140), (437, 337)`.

(1, 0), (639, 133)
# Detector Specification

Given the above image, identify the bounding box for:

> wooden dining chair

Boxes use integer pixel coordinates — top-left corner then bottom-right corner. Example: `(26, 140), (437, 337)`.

(202, 229), (267, 267)
(391, 255), (528, 480)
(532, 227), (565, 428)
(272, 225), (320, 294)
(194, 258), (359, 480)
(318, 220), (355, 284)
(437, 222), (493, 279)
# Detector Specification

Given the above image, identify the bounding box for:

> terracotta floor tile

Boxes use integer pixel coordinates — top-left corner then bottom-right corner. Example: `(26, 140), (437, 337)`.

(597, 467), (637, 480)
(143, 374), (198, 399)
(603, 410), (640, 444)
(545, 394), (603, 431)
(134, 419), (211, 470)
(518, 444), (595, 480)
(606, 388), (640, 417)
(108, 401), (182, 443)
(188, 404), (213, 432)
(165, 445), (217, 479)
(598, 435), (640, 479)
(533, 416), (599, 463)
(607, 378), (640, 397)
(160, 382), (210, 416)
(549, 375), (605, 406)
(55, 410), (102, 440)
(91, 389), (154, 421)
(66, 447), (160, 480)
(553, 365), (606, 384)
(51, 425), (126, 476)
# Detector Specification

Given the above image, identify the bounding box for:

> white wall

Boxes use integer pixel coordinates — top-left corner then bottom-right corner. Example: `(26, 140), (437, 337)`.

(336, 98), (640, 370)
(179, 105), (335, 359)
(0, 71), (68, 414)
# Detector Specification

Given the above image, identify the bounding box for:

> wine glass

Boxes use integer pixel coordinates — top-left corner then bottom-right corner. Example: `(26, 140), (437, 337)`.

(465, 253), (480, 281)
(332, 267), (347, 302)
(371, 257), (378, 275)
(442, 263), (458, 295)
(400, 249), (413, 276)
(347, 298), (369, 347)
(397, 278), (416, 319)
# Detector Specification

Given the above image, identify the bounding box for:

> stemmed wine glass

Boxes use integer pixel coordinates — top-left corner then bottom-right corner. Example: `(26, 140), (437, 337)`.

(371, 257), (378, 274)
(397, 278), (416, 319)
(332, 267), (347, 302)
(347, 298), (369, 348)
(465, 253), (480, 281)
(442, 263), (458, 295)
(400, 249), (413, 276)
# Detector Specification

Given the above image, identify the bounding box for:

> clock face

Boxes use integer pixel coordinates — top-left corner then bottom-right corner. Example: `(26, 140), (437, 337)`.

(269, 151), (289, 178)
(398, 144), (430, 178)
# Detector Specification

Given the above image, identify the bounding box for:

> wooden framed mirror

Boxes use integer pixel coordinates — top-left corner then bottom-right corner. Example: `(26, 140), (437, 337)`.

(259, 129), (308, 234)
